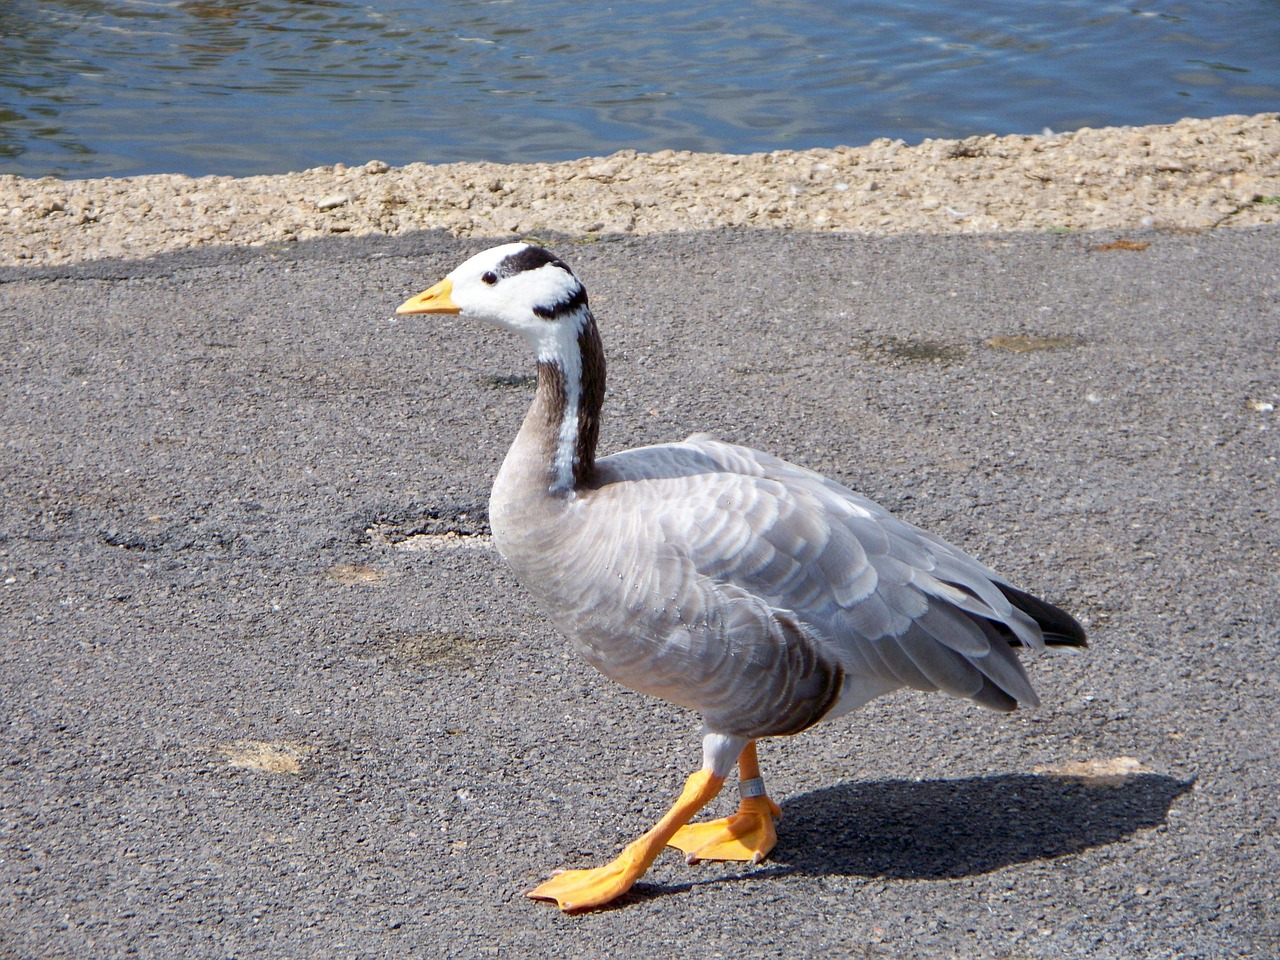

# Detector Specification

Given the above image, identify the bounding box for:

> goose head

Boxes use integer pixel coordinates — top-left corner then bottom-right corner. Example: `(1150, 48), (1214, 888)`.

(397, 243), (607, 492)
(397, 242), (591, 361)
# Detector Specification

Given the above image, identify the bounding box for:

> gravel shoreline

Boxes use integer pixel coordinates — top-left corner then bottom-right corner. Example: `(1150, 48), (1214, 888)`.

(2, 112), (1277, 268)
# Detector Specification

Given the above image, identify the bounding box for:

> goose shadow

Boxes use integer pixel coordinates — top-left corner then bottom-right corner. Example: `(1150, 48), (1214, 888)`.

(765, 771), (1193, 880)
(627, 771), (1191, 906)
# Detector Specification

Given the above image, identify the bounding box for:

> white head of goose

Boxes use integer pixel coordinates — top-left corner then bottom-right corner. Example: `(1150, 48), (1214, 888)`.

(397, 243), (1087, 913)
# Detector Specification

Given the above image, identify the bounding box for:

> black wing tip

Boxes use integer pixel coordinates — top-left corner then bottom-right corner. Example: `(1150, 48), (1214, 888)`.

(1046, 631), (1089, 650)
(995, 581), (1089, 649)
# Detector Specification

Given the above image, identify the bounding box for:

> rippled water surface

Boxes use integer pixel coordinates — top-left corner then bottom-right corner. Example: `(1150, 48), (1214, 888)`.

(1, 0), (1277, 178)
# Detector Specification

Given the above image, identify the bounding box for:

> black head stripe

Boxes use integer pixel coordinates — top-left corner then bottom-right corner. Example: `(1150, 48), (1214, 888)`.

(532, 282), (589, 320)
(498, 245), (588, 320)
(498, 244), (574, 279)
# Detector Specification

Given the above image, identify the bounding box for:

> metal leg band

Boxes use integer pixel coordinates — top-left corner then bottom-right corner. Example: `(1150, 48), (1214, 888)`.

(739, 776), (767, 799)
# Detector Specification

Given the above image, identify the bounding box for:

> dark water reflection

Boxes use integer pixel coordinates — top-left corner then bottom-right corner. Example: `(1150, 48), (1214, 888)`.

(1, 0), (1277, 178)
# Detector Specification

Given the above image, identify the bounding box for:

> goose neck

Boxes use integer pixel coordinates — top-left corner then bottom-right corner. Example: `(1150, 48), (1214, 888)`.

(495, 310), (606, 503)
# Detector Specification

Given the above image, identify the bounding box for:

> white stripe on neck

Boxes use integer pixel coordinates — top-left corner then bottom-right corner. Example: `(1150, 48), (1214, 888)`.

(533, 310), (587, 494)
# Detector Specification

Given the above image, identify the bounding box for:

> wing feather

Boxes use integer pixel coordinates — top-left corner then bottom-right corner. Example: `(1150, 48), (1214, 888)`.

(895, 625), (985, 698)
(536, 435), (1057, 729)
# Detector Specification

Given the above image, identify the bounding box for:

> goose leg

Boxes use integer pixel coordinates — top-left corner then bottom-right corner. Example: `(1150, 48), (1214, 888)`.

(526, 768), (726, 912)
(666, 740), (781, 864)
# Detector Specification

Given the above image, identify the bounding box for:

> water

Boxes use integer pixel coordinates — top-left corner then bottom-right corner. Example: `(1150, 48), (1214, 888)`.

(1, 0), (1277, 180)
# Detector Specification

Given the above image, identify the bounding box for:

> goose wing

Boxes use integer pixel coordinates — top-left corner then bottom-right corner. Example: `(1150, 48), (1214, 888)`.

(583, 436), (1047, 721)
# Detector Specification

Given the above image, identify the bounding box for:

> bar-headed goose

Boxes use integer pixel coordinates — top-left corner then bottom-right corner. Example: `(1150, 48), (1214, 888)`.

(396, 242), (1086, 912)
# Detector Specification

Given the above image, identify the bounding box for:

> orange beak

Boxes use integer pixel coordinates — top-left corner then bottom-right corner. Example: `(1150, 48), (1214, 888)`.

(396, 277), (460, 315)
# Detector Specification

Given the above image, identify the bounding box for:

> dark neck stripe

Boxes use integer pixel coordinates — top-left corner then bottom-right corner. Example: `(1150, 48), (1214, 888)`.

(574, 316), (606, 486)
(530, 312), (606, 490)
(534, 358), (569, 433)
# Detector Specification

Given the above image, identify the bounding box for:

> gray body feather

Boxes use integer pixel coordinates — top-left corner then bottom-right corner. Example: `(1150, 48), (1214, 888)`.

(492, 432), (1059, 740)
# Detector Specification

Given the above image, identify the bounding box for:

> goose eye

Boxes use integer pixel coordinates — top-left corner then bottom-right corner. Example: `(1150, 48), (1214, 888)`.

(481, 271), (498, 286)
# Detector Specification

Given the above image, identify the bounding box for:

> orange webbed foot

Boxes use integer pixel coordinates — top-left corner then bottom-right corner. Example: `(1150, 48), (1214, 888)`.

(667, 793), (781, 864)
(526, 858), (643, 912)
(526, 768), (725, 912)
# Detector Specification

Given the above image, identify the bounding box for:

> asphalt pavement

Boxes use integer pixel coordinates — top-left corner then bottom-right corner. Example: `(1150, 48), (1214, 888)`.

(2, 226), (1277, 959)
